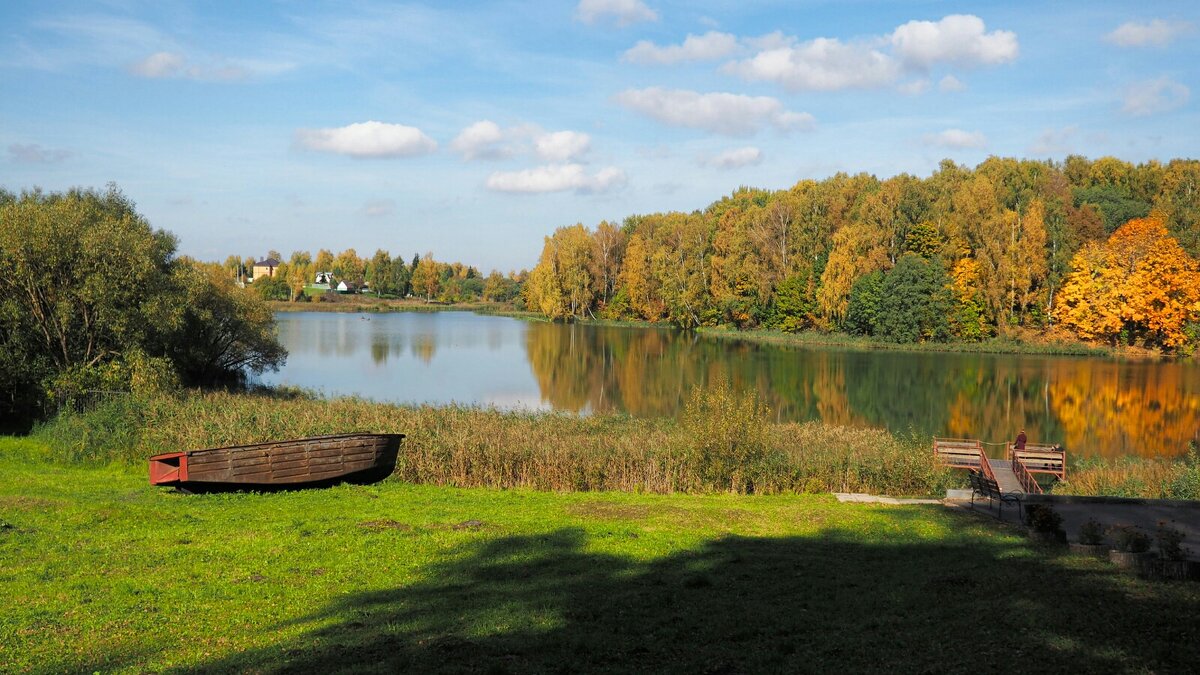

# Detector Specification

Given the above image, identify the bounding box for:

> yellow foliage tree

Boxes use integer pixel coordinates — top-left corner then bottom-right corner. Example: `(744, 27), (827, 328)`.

(1055, 214), (1200, 349)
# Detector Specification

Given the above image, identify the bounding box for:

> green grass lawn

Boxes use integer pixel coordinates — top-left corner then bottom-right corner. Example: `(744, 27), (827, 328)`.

(2, 439), (1198, 674)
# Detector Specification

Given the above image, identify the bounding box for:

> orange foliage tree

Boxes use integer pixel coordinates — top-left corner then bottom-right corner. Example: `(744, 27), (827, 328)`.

(1055, 214), (1200, 349)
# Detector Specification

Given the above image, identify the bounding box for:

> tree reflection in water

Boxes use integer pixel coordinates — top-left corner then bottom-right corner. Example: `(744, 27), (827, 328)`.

(525, 322), (1200, 458)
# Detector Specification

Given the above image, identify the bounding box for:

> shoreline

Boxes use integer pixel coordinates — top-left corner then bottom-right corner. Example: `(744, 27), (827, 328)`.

(271, 299), (1142, 359)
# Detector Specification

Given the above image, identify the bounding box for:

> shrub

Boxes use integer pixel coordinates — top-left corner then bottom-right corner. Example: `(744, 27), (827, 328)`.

(1078, 518), (1106, 545)
(1156, 522), (1188, 561)
(1109, 525), (1151, 553)
(677, 383), (772, 493)
(1024, 504), (1065, 537)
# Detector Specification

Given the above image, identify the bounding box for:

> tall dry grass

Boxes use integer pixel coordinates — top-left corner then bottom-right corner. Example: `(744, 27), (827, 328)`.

(1053, 451), (1200, 500)
(33, 387), (955, 496)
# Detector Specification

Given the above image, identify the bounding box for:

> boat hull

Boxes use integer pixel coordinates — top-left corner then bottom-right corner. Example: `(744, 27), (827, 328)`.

(148, 433), (404, 491)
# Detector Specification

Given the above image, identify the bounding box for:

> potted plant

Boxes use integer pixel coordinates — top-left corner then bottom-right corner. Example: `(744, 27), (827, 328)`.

(1069, 518), (1107, 558)
(1155, 521), (1193, 580)
(1108, 525), (1154, 572)
(1024, 504), (1066, 544)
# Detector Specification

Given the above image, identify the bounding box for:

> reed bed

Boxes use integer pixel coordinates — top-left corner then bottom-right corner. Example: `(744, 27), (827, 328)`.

(1053, 451), (1200, 500)
(32, 387), (954, 496)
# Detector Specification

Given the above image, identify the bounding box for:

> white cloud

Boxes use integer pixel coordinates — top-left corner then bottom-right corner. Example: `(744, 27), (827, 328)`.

(1028, 126), (1078, 156)
(576, 0), (657, 27)
(128, 50), (291, 81)
(703, 146), (763, 169)
(614, 87), (815, 136)
(939, 74), (966, 92)
(922, 128), (987, 149)
(364, 199), (396, 217)
(723, 15), (1016, 92)
(450, 120), (512, 160)
(897, 78), (931, 95)
(1122, 76), (1190, 117)
(722, 37), (899, 91)
(8, 143), (72, 163)
(623, 31), (738, 65)
(744, 31), (796, 51)
(486, 163), (626, 194)
(891, 14), (1018, 68)
(295, 121), (437, 158)
(450, 122), (590, 162)
(130, 51), (185, 78)
(1106, 19), (1194, 47)
(534, 130), (591, 162)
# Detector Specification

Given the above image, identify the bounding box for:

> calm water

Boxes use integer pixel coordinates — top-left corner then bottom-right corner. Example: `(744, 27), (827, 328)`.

(260, 311), (1200, 459)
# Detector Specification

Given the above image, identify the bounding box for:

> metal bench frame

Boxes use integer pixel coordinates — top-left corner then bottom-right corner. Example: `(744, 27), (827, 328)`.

(968, 470), (1023, 519)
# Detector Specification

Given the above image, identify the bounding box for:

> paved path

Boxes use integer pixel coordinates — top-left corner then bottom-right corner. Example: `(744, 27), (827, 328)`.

(954, 498), (1200, 561)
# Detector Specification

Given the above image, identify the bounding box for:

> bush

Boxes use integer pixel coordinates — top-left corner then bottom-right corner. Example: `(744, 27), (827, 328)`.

(1078, 518), (1106, 545)
(1156, 522), (1188, 561)
(1024, 504), (1065, 537)
(677, 384), (772, 493)
(1110, 525), (1151, 553)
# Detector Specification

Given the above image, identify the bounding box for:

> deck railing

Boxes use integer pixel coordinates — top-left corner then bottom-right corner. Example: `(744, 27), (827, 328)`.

(933, 437), (995, 481)
(1008, 451), (1043, 494)
(1011, 444), (1066, 481)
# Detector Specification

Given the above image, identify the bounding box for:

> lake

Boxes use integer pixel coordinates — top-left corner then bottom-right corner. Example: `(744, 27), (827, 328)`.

(259, 311), (1200, 459)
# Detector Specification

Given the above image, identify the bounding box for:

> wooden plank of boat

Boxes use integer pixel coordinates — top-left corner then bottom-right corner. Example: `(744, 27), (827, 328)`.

(147, 433), (405, 492)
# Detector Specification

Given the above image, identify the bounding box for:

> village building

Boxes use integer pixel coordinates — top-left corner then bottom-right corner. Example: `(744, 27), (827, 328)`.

(251, 257), (280, 281)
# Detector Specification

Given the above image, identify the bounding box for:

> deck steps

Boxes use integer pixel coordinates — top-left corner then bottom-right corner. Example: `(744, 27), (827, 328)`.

(986, 460), (1025, 495)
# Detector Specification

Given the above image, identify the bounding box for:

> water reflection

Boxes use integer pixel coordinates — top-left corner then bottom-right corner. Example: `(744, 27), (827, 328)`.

(265, 312), (1200, 458)
(523, 322), (1200, 458)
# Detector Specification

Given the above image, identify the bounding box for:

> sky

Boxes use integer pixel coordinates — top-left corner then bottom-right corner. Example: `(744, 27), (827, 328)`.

(2, 1), (1199, 272)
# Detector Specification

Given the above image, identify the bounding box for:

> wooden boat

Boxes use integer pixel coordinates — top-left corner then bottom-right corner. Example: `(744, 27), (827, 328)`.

(148, 433), (405, 491)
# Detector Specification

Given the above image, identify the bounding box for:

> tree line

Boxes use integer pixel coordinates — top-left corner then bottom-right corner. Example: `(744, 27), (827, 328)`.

(235, 249), (524, 305)
(524, 156), (1200, 352)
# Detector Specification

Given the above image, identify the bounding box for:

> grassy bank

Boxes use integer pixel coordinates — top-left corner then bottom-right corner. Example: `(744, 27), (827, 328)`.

(2, 442), (1198, 673)
(31, 389), (954, 497)
(698, 326), (1114, 357)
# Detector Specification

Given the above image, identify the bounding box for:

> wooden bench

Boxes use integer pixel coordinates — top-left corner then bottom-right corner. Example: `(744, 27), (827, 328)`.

(934, 438), (984, 470)
(968, 471), (1023, 518)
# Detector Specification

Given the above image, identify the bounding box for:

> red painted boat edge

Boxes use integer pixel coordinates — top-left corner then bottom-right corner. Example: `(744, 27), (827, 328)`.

(148, 451), (188, 485)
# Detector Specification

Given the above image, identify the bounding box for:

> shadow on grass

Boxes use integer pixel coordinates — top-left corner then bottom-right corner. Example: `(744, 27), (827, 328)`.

(191, 511), (1199, 673)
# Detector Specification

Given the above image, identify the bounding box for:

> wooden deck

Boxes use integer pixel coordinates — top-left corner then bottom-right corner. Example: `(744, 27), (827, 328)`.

(933, 437), (1066, 496)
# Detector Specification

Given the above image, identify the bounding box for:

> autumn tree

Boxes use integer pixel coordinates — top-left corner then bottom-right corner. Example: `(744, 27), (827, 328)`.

(1055, 214), (1200, 349)
(410, 253), (441, 300)
(590, 220), (624, 308)
(314, 249), (335, 277)
(818, 222), (890, 324)
(620, 232), (664, 321)
(525, 224), (595, 320)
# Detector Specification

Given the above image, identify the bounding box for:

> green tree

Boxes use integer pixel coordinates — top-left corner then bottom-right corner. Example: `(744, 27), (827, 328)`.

(874, 254), (951, 343)
(0, 186), (286, 422)
(368, 249), (393, 295)
(154, 261), (287, 385)
(844, 270), (884, 335)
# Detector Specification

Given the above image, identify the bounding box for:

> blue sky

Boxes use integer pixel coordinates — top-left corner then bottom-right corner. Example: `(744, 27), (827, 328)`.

(2, 1), (1198, 272)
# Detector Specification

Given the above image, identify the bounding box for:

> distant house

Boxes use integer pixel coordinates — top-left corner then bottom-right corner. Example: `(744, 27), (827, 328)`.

(313, 271), (334, 289)
(252, 257), (280, 281)
(336, 280), (361, 294)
